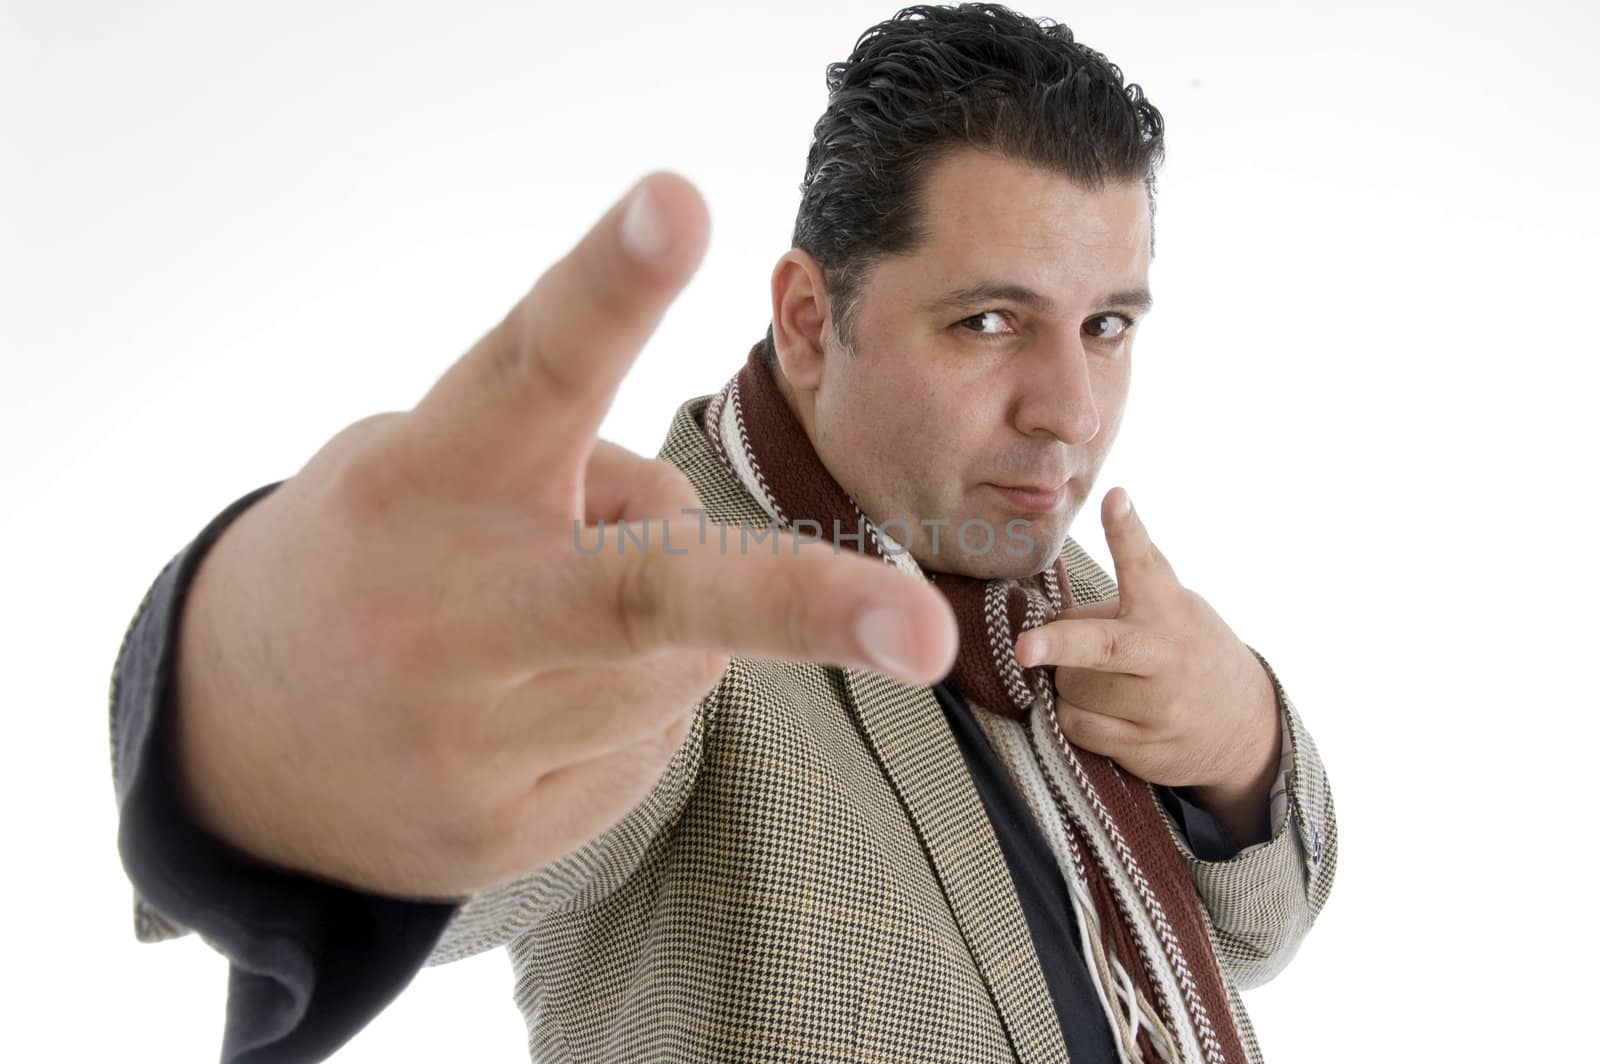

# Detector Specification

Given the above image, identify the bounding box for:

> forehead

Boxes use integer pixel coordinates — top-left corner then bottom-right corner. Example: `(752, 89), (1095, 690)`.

(886, 148), (1151, 298)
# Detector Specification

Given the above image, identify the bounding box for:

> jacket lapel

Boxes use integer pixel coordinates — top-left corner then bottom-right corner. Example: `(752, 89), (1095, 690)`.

(660, 394), (1070, 1063)
(840, 666), (1071, 1063)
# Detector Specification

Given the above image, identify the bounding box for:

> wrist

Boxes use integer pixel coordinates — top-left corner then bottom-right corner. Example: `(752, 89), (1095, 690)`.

(168, 503), (298, 872)
(1188, 671), (1282, 847)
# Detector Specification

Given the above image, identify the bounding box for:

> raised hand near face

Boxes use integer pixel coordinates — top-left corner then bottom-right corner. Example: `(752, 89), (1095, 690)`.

(1013, 487), (1281, 845)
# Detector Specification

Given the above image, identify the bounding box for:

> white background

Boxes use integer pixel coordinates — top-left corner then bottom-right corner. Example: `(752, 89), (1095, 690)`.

(4, 0), (1597, 1059)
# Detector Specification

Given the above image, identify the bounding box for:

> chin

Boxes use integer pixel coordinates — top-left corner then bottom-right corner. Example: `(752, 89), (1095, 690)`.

(945, 551), (1059, 581)
(902, 493), (1071, 577)
(928, 528), (1062, 580)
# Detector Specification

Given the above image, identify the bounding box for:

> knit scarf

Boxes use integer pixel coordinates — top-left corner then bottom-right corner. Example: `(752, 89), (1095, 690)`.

(702, 343), (1248, 1064)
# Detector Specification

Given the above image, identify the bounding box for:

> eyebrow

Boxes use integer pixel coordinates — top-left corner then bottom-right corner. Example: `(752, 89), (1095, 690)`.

(924, 281), (1155, 315)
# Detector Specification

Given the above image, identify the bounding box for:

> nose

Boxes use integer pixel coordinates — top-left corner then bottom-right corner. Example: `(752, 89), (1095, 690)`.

(1012, 329), (1101, 444)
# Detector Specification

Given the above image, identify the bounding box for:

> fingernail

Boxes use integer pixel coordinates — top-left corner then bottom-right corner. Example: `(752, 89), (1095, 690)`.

(621, 182), (673, 266)
(1016, 638), (1037, 668)
(855, 607), (916, 679)
(1119, 491), (1134, 518)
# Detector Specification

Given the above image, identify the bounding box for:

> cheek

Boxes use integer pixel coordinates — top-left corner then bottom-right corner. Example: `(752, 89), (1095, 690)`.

(836, 358), (949, 441)
(887, 380), (980, 462)
(828, 379), (964, 509)
(1094, 366), (1132, 443)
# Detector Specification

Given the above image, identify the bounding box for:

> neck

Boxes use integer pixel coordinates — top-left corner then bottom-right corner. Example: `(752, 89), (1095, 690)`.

(769, 353), (819, 446)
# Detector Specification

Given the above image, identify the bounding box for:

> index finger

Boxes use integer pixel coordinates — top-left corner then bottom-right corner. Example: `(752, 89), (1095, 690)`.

(1099, 488), (1179, 612)
(482, 520), (961, 686)
(608, 528), (962, 684)
(1015, 617), (1161, 676)
(405, 172), (711, 494)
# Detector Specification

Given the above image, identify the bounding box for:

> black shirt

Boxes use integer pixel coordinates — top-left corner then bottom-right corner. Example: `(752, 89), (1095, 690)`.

(933, 684), (1243, 1063)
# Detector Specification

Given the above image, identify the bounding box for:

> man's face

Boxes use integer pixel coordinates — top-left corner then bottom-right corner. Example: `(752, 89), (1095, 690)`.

(797, 148), (1153, 579)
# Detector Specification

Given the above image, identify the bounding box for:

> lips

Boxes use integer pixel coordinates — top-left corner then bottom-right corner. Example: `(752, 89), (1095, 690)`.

(994, 479), (1069, 495)
(988, 480), (1068, 512)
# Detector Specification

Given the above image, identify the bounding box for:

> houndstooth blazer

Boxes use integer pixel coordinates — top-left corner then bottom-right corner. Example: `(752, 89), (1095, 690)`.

(421, 393), (1338, 1063)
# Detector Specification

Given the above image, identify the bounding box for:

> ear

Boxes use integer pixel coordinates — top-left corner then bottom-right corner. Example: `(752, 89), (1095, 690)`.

(770, 249), (831, 391)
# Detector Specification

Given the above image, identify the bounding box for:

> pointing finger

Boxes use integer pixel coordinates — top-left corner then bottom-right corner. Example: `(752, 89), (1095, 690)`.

(1099, 488), (1177, 611)
(1015, 595), (1116, 665)
(1014, 617), (1161, 675)
(500, 522), (960, 685)
(405, 172), (711, 496)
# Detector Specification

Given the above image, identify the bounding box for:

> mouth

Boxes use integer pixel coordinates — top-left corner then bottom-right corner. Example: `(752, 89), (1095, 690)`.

(986, 480), (1068, 513)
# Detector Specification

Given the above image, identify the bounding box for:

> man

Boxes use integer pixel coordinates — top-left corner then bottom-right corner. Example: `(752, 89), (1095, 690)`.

(111, 5), (1335, 1061)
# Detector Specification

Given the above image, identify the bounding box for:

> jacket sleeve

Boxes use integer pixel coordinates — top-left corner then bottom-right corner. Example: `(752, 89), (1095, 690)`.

(1167, 649), (1337, 990)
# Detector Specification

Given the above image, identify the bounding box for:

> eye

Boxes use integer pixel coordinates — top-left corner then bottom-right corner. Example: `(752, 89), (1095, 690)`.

(956, 310), (1015, 339)
(1084, 313), (1135, 340)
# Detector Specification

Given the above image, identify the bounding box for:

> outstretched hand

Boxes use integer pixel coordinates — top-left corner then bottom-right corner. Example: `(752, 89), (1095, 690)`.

(171, 173), (959, 898)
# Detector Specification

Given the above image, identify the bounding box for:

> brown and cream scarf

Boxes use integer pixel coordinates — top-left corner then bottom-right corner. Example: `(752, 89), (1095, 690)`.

(703, 342), (1247, 1064)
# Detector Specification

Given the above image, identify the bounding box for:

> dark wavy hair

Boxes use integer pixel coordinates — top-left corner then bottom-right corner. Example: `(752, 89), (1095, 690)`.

(762, 3), (1165, 366)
